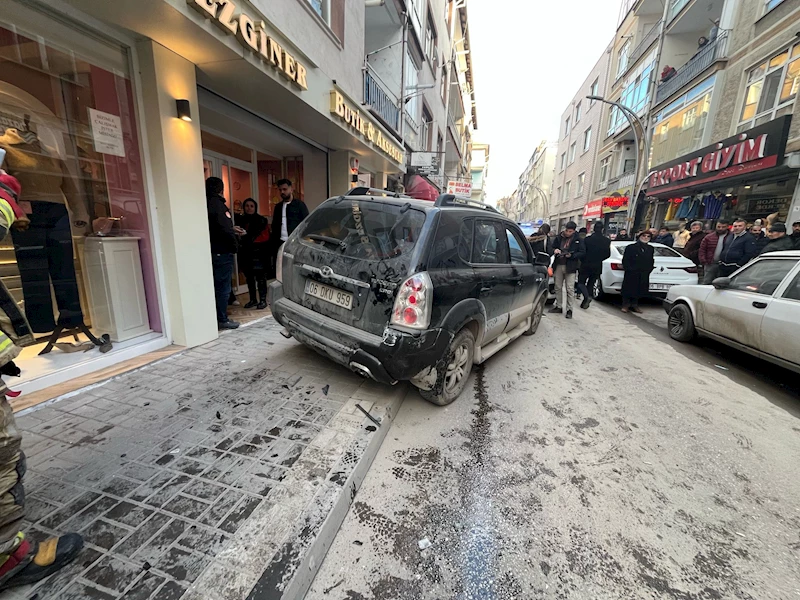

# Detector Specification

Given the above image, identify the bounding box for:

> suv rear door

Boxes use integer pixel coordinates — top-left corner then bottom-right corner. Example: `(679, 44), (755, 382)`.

(284, 198), (429, 336)
(471, 219), (514, 342)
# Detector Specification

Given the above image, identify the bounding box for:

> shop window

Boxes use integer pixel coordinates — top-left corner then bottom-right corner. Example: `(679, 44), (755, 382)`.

(0, 8), (161, 365)
(739, 43), (800, 132)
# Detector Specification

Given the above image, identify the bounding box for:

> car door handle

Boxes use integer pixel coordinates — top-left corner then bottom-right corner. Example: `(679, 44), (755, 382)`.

(752, 301), (768, 309)
(511, 277), (523, 286)
(480, 286), (493, 293)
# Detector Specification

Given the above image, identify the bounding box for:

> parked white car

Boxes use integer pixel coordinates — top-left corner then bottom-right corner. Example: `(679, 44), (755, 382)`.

(592, 242), (699, 299)
(664, 251), (800, 374)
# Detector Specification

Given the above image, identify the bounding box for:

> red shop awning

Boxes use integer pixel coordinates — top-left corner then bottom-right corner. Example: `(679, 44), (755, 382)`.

(406, 175), (440, 202)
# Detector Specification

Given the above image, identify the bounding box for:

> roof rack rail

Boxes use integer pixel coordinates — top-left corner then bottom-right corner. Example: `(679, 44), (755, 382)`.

(344, 186), (411, 199)
(434, 194), (499, 213)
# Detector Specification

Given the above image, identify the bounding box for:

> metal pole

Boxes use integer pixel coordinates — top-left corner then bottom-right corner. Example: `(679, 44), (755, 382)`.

(399, 11), (407, 145)
(587, 95), (643, 232)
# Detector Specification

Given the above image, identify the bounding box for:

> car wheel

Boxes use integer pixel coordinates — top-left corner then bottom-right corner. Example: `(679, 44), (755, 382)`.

(523, 296), (546, 336)
(419, 328), (475, 406)
(668, 303), (696, 342)
(592, 278), (605, 300)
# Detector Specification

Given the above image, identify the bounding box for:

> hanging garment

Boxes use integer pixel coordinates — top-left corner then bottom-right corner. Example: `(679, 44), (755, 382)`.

(10, 203), (84, 334)
(703, 192), (726, 219)
(675, 196), (695, 219)
(664, 198), (681, 221)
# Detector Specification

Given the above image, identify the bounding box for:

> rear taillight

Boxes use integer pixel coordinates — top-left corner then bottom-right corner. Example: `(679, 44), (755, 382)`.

(683, 266), (698, 273)
(610, 262), (624, 271)
(391, 272), (433, 330)
(276, 243), (285, 283)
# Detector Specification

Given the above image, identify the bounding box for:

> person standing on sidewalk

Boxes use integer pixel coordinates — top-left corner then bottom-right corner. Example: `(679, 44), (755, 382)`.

(528, 223), (553, 256)
(577, 222), (611, 309)
(791, 221), (800, 247)
(682, 221), (707, 266)
(236, 198), (270, 310)
(621, 230), (655, 314)
(0, 170), (83, 590)
(718, 218), (757, 276)
(699, 219), (729, 284)
(206, 177), (241, 330)
(271, 179), (309, 268)
(655, 227), (675, 247)
(549, 221), (585, 319)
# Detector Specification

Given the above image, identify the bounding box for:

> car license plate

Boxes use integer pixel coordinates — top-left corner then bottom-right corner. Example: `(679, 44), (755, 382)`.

(305, 280), (353, 310)
(650, 284), (673, 291)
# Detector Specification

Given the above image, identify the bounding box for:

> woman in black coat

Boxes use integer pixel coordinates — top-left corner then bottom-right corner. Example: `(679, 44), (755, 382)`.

(528, 224), (553, 256)
(621, 230), (655, 314)
(235, 198), (271, 309)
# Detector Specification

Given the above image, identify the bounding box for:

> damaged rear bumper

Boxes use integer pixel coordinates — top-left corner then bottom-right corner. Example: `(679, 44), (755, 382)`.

(269, 283), (451, 385)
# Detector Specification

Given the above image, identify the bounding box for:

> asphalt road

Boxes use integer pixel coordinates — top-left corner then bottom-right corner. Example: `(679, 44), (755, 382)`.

(307, 297), (800, 600)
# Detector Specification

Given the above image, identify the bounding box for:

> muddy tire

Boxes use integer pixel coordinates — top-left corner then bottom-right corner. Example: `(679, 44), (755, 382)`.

(419, 328), (475, 406)
(523, 296), (546, 336)
(668, 303), (696, 342)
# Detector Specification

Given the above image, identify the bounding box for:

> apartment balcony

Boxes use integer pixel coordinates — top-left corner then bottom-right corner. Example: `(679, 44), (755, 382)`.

(614, 19), (662, 85)
(656, 31), (728, 104)
(599, 170), (636, 194)
(363, 67), (400, 137)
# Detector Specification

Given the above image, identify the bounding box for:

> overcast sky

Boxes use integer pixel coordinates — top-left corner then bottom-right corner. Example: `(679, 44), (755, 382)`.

(469, 0), (620, 203)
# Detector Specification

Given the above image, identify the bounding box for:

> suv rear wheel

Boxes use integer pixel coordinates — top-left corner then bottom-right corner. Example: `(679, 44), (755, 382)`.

(523, 296), (546, 336)
(419, 328), (475, 406)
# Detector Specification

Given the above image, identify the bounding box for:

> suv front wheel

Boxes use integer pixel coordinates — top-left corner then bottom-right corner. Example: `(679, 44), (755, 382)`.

(419, 328), (475, 406)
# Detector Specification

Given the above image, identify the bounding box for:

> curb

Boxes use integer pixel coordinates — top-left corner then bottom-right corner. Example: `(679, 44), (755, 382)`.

(246, 383), (409, 600)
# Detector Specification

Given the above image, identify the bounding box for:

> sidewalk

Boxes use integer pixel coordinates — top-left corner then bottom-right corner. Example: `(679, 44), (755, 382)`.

(5, 317), (405, 600)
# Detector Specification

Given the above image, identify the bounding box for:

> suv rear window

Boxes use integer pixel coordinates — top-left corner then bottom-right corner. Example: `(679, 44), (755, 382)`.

(299, 200), (426, 260)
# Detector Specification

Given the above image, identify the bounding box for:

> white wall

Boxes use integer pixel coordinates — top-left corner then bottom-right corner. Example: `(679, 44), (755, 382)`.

(137, 40), (218, 348)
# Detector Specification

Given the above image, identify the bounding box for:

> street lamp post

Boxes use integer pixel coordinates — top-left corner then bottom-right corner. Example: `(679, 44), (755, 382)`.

(587, 95), (646, 232)
(531, 186), (550, 222)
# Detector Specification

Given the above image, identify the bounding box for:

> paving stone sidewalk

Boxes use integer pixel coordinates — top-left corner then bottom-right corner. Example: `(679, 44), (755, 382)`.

(4, 318), (404, 600)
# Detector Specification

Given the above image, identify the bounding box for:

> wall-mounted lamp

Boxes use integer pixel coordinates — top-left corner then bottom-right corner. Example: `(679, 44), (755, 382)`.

(176, 99), (192, 122)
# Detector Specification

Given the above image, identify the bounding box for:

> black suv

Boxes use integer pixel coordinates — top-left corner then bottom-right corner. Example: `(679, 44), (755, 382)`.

(268, 189), (550, 405)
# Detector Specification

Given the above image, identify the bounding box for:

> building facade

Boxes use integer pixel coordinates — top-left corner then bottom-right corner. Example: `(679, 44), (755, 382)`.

(550, 48), (612, 231)
(0, 0), (478, 395)
(365, 0), (477, 198)
(516, 141), (557, 223)
(470, 142), (490, 201)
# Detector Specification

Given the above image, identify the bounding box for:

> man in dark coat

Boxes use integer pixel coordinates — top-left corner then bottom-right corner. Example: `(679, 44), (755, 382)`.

(682, 221), (707, 266)
(791, 221), (800, 247)
(719, 218), (757, 276)
(759, 223), (796, 254)
(616, 229), (631, 241)
(271, 179), (309, 244)
(654, 227), (675, 247)
(549, 221), (585, 319)
(206, 177), (240, 330)
(577, 222), (611, 309)
(750, 223), (769, 254)
(528, 224), (553, 257)
(621, 230), (655, 314)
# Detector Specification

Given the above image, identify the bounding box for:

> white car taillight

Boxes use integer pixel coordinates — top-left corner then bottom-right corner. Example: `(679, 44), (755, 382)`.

(276, 243), (285, 283)
(390, 272), (433, 330)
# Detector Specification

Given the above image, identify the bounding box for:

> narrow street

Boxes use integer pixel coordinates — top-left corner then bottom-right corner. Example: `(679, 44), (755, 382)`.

(307, 300), (800, 600)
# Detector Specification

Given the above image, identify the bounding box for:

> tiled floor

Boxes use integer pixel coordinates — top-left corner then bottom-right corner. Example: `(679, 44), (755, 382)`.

(5, 318), (384, 600)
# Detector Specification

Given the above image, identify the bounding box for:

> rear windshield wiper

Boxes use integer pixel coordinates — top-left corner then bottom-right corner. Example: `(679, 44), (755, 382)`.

(306, 234), (347, 250)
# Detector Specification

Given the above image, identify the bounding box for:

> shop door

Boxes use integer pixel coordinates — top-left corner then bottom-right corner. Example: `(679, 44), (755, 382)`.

(203, 154), (255, 295)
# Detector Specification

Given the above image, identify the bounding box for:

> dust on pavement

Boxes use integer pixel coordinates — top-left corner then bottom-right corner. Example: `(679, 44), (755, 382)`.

(307, 306), (800, 600)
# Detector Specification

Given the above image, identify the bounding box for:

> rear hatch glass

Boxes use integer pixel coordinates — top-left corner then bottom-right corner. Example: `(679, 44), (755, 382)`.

(284, 199), (428, 334)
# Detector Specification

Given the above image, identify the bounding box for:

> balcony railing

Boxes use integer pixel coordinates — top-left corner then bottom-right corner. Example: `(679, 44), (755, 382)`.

(630, 20), (662, 67)
(656, 31), (728, 104)
(364, 67), (400, 135)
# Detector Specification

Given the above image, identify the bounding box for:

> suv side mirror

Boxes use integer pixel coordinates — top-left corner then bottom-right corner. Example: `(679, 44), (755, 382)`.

(534, 252), (551, 267)
(712, 277), (731, 289)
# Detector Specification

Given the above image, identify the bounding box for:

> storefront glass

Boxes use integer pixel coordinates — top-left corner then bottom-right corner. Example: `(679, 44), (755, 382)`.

(0, 3), (160, 373)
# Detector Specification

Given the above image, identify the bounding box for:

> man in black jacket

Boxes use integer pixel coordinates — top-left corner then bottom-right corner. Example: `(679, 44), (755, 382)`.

(548, 221), (585, 319)
(271, 179), (309, 245)
(718, 218), (757, 276)
(577, 222), (611, 309)
(759, 222), (796, 254)
(271, 179), (309, 276)
(206, 177), (240, 330)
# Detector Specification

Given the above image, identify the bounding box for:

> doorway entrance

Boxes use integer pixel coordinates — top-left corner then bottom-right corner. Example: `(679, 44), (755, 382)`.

(201, 130), (305, 298)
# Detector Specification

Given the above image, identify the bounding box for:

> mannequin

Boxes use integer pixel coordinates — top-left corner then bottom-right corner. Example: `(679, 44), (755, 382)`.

(0, 125), (89, 334)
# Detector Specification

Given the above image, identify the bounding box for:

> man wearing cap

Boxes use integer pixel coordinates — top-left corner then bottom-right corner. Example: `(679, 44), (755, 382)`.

(549, 221), (585, 319)
(759, 223), (796, 255)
